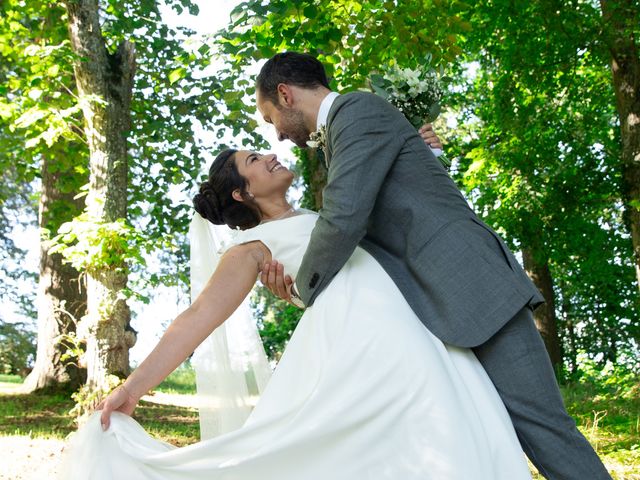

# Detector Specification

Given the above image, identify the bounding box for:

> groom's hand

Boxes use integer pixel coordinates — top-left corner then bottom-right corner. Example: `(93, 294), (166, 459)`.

(261, 260), (295, 304)
(419, 123), (443, 150)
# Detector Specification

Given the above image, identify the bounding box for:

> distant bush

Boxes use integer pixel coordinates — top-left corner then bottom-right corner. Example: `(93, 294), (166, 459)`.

(0, 320), (36, 375)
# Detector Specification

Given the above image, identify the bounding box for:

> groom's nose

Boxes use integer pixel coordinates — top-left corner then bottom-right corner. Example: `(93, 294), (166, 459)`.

(277, 130), (287, 141)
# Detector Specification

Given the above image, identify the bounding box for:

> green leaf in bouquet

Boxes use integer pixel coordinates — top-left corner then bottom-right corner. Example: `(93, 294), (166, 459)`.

(427, 102), (441, 122)
(409, 114), (423, 130)
(438, 153), (452, 168)
(371, 83), (390, 100)
(369, 73), (385, 87)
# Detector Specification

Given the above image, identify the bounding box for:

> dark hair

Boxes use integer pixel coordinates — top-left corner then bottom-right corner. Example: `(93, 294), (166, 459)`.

(256, 51), (330, 105)
(193, 149), (262, 230)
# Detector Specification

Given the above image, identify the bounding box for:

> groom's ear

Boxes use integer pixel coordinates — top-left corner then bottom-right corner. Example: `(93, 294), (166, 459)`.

(277, 83), (294, 107)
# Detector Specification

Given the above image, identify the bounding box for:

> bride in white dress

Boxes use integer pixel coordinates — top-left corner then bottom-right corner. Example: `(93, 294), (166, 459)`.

(59, 149), (531, 479)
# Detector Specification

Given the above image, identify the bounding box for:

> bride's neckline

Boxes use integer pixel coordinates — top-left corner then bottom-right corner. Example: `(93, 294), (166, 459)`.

(257, 208), (316, 227)
(260, 206), (296, 224)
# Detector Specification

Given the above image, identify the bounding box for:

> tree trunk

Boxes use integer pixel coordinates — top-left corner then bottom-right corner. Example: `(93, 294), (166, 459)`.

(522, 248), (563, 370)
(558, 279), (577, 375)
(24, 153), (87, 393)
(64, 0), (136, 390)
(600, 0), (640, 292)
(298, 148), (328, 210)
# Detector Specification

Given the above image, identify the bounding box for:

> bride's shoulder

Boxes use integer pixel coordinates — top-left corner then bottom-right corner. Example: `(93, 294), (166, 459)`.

(225, 238), (272, 265)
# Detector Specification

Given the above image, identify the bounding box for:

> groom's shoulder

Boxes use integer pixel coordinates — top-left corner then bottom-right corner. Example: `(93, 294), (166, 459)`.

(337, 91), (389, 108)
(330, 91), (396, 122)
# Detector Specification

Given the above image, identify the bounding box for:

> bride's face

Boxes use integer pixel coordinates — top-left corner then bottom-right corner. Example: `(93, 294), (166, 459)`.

(234, 150), (294, 201)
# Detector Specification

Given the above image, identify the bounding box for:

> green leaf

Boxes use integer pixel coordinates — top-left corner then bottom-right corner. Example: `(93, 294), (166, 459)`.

(371, 83), (390, 99)
(168, 67), (187, 84)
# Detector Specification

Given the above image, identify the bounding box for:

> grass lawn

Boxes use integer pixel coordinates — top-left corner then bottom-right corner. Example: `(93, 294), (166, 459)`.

(0, 366), (638, 479)
(0, 366), (200, 446)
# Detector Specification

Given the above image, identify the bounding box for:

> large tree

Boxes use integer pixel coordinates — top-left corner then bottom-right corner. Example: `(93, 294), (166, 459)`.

(452, 0), (638, 369)
(62, 0), (137, 389)
(2, 0), (224, 392)
(0, 0), (88, 391)
(600, 0), (640, 292)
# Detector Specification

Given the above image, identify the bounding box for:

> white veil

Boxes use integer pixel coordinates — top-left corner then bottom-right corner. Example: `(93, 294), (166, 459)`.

(189, 213), (273, 440)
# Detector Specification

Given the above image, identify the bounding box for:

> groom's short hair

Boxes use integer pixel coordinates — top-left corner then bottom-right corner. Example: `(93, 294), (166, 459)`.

(257, 52), (330, 105)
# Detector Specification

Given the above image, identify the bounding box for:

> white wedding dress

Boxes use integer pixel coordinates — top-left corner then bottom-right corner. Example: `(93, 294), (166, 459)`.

(59, 212), (531, 480)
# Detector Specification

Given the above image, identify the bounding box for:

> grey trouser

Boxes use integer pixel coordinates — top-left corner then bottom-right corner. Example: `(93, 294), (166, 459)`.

(473, 307), (611, 480)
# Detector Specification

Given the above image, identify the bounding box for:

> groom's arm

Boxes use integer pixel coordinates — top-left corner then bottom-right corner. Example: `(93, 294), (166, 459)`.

(295, 93), (416, 306)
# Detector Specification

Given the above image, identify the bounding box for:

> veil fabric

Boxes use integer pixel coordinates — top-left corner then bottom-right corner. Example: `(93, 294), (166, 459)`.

(189, 213), (272, 440)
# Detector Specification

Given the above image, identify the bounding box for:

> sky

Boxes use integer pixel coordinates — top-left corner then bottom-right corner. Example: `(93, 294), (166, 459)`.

(2, 0), (300, 365)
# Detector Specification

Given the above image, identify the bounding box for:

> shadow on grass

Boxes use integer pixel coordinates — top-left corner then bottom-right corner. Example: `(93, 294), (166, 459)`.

(0, 388), (200, 446)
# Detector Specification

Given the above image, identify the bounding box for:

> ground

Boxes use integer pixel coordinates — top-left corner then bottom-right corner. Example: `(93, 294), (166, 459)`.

(0, 367), (638, 479)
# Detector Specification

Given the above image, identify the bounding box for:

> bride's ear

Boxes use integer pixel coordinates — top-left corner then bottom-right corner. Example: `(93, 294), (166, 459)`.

(232, 189), (244, 202)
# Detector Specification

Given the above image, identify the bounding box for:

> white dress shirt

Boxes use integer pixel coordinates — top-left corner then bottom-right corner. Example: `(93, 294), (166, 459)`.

(316, 91), (340, 130)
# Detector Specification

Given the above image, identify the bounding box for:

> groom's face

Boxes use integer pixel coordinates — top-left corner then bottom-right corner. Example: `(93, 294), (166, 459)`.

(257, 89), (310, 148)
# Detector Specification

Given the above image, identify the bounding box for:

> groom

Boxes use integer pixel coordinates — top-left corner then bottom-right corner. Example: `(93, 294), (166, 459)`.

(256, 52), (610, 479)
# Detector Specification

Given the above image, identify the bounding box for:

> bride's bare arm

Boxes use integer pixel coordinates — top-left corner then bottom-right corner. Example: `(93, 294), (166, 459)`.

(99, 241), (270, 429)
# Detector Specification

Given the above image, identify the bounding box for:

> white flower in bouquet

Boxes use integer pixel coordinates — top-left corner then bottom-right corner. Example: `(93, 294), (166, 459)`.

(369, 54), (451, 168)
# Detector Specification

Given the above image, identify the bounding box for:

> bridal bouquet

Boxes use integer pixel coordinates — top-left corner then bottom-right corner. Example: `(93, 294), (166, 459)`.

(369, 54), (451, 167)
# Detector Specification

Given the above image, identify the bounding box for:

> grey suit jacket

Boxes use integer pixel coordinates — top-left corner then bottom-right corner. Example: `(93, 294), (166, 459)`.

(296, 92), (543, 347)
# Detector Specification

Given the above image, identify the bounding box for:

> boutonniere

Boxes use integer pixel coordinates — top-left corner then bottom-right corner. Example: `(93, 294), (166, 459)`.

(307, 125), (327, 150)
(307, 125), (329, 168)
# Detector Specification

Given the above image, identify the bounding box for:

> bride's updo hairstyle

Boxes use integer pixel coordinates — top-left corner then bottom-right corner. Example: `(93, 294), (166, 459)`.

(193, 149), (262, 230)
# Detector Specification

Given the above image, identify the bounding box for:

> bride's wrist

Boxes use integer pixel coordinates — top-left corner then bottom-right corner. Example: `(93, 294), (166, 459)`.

(121, 380), (144, 400)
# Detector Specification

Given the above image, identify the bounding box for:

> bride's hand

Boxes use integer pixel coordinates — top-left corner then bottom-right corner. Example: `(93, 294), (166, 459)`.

(97, 384), (140, 431)
(419, 123), (443, 150)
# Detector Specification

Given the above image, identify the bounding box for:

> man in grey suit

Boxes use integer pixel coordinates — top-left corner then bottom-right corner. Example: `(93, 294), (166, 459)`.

(257, 52), (610, 479)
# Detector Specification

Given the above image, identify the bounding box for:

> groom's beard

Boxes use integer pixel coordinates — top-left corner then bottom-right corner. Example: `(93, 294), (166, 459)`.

(279, 107), (311, 148)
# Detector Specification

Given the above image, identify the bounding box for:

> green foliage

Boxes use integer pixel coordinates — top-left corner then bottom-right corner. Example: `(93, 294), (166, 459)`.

(571, 354), (639, 400)
(155, 362), (196, 395)
(50, 214), (145, 274)
(448, 0), (639, 366)
(560, 356), (640, 477)
(251, 286), (304, 361)
(0, 321), (36, 375)
(0, 0), (230, 305)
(56, 331), (85, 369)
(217, 0), (470, 90)
(210, 0), (474, 155)
(0, 374), (23, 384)
(69, 373), (124, 425)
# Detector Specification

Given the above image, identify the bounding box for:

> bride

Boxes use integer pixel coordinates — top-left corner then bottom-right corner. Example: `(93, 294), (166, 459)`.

(58, 148), (532, 479)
